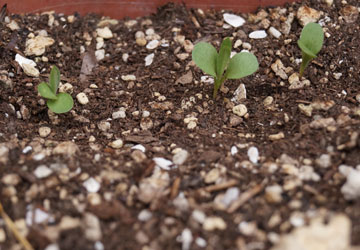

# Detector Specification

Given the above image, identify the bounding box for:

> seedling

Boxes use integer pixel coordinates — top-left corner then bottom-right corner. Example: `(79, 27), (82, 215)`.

(297, 22), (324, 78)
(192, 37), (258, 98)
(37, 66), (74, 113)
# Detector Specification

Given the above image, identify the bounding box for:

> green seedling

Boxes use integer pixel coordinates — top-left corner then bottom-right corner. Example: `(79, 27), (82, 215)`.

(192, 37), (258, 99)
(37, 66), (73, 114)
(297, 22), (324, 78)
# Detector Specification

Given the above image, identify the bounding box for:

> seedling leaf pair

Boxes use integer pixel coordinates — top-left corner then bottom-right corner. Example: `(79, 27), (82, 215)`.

(192, 37), (258, 98)
(297, 22), (324, 77)
(37, 66), (74, 114)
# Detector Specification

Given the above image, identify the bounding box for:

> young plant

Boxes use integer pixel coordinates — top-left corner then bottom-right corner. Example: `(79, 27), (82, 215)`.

(192, 37), (258, 98)
(297, 22), (324, 78)
(37, 66), (74, 114)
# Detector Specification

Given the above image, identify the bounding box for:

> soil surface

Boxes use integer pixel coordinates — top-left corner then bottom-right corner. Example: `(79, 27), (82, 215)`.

(1, 0), (360, 249)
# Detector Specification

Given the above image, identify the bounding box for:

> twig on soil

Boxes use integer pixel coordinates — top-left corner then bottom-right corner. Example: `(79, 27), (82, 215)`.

(295, 99), (312, 104)
(190, 15), (201, 28)
(227, 182), (265, 213)
(170, 177), (181, 199)
(0, 202), (34, 250)
(303, 184), (327, 202)
(202, 179), (239, 193)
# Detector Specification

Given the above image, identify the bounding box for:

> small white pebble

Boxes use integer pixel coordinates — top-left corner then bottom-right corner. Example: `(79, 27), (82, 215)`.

(249, 30), (267, 39)
(95, 49), (105, 61)
(121, 74), (136, 81)
(203, 217), (227, 231)
(142, 110), (150, 118)
(109, 139), (123, 149)
(145, 53), (154, 66)
(22, 146), (32, 154)
(96, 27), (113, 39)
(112, 110), (126, 119)
(122, 53), (129, 62)
(131, 144), (146, 152)
(248, 146), (259, 164)
(34, 165), (53, 179)
(173, 149), (189, 165)
(33, 153), (45, 161)
(44, 244), (60, 250)
(231, 146), (238, 155)
(153, 157), (173, 170)
(39, 126), (51, 137)
(195, 237), (207, 247)
(233, 104), (248, 117)
(83, 177), (101, 193)
(76, 92), (89, 105)
(192, 209), (206, 224)
(242, 42), (252, 50)
(146, 40), (160, 50)
(138, 209), (152, 221)
(268, 27), (282, 38)
(223, 13), (245, 27)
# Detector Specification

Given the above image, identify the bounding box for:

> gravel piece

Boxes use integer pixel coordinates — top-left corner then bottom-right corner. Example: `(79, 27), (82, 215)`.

(173, 149), (189, 165)
(15, 54), (40, 77)
(121, 74), (136, 81)
(39, 126), (51, 137)
(53, 141), (79, 156)
(271, 59), (288, 80)
(268, 27), (282, 38)
(146, 40), (160, 49)
(247, 146), (259, 164)
(265, 185), (283, 203)
(203, 216), (227, 231)
(112, 109), (126, 119)
(153, 157), (173, 170)
(341, 168), (360, 200)
(95, 49), (105, 61)
(296, 6), (322, 26)
(84, 213), (102, 241)
(25, 34), (55, 56)
(249, 30), (267, 39)
(270, 214), (351, 250)
(2, 174), (21, 186)
(204, 168), (220, 184)
(34, 165), (53, 179)
(145, 53), (154, 66)
(83, 177), (101, 193)
(179, 228), (193, 250)
(315, 154), (332, 168)
(232, 83), (247, 103)
(223, 13), (245, 27)
(96, 27), (113, 39)
(76, 92), (89, 105)
(233, 104), (248, 117)
(138, 209), (153, 222)
(109, 139), (123, 149)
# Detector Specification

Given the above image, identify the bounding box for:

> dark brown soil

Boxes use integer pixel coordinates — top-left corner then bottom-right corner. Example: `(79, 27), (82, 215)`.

(1, 0), (360, 249)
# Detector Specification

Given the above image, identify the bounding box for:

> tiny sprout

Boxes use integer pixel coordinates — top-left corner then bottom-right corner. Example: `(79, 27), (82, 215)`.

(192, 37), (259, 99)
(297, 22), (324, 78)
(37, 66), (74, 114)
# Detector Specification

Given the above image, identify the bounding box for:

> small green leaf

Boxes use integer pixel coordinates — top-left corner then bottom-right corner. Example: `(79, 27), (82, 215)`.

(226, 52), (259, 79)
(298, 40), (317, 58)
(297, 22), (324, 77)
(38, 82), (58, 100)
(49, 65), (60, 94)
(216, 37), (231, 77)
(192, 42), (218, 77)
(298, 22), (324, 56)
(47, 92), (73, 114)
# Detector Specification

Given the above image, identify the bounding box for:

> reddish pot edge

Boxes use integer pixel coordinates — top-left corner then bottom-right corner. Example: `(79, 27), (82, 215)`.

(1, 0), (299, 19)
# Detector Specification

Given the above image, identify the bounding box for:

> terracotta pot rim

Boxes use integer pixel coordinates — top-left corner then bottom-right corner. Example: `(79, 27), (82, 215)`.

(2, 0), (298, 19)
